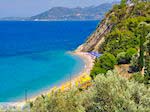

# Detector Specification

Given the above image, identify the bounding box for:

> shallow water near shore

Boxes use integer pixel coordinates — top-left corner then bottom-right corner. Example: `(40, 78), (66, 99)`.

(0, 21), (99, 102)
(0, 50), (85, 102)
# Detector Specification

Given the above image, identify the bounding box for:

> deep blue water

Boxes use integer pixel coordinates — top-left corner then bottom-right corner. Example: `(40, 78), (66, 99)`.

(0, 21), (98, 102)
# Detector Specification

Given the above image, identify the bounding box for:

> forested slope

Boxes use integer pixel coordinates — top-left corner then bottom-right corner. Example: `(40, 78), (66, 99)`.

(29, 1), (150, 112)
(2, 0), (150, 111)
(77, 0), (150, 53)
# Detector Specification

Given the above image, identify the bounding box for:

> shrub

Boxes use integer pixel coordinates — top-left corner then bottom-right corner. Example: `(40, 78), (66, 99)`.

(22, 71), (150, 112)
(31, 88), (85, 112)
(90, 53), (117, 78)
(130, 72), (144, 83)
(100, 29), (138, 56)
(116, 48), (138, 64)
(116, 52), (128, 64)
(144, 56), (150, 84)
(129, 54), (140, 73)
(126, 48), (138, 61)
(84, 72), (150, 112)
(98, 53), (117, 70)
(131, 54), (139, 67)
(90, 67), (106, 78)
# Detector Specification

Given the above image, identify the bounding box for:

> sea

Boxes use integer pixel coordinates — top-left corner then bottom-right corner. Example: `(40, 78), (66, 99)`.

(0, 21), (99, 102)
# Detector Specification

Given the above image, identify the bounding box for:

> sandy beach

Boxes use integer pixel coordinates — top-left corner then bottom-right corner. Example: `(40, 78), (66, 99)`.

(72, 51), (94, 74)
(9, 51), (94, 107)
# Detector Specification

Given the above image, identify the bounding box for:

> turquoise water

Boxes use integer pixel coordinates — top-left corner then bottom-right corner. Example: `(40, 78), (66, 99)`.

(0, 21), (99, 102)
(0, 50), (84, 102)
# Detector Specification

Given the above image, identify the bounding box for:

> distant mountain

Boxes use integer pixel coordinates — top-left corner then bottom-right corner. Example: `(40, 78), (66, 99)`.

(29, 3), (116, 21)
(0, 17), (28, 21)
(0, 2), (118, 21)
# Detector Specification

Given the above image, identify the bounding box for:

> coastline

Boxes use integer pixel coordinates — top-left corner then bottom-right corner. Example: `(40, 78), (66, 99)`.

(11, 51), (94, 107)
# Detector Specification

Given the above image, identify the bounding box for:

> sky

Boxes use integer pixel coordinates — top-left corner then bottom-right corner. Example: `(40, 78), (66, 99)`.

(0, 0), (120, 18)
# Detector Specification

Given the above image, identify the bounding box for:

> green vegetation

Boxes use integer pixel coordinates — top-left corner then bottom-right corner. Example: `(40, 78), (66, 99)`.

(117, 52), (127, 64)
(126, 48), (138, 61)
(91, 0), (150, 80)
(28, 71), (150, 112)
(116, 48), (137, 64)
(143, 26), (150, 84)
(100, 1), (150, 56)
(129, 53), (140, 72)
(137, 22), (150, 70)
(88, 7), (150, 112)
(130, 72), (144, 83)
(7, 1), (148, 111)
(28, 1), (150, 111)
(30, 1), (149, 112)
(90, 53), (116, 78)
(101, 29), (138, 56)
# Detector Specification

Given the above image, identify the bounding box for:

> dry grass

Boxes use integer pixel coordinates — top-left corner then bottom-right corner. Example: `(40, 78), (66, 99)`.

(115, 64), (132, 79)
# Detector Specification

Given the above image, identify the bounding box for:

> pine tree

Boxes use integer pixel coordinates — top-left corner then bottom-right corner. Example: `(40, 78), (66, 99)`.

(144, 33), (150, 84)
(137, 22), (147, 71)
(138, 22), (150, 83)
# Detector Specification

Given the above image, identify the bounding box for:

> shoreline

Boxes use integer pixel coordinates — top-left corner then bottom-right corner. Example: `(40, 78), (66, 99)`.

(9, 51), (94, 107)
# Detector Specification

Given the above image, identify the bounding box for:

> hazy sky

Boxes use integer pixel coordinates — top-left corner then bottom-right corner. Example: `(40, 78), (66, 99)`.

(0, 0), (120, 18)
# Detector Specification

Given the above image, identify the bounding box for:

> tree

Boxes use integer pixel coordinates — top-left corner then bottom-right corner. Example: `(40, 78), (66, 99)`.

(144, 33), (150, 84)
(121, 0), (127, 7)
(84, 72), (150, 112)
(90, 53), (117, 78)
(126, 48), (138, 61)
(31, 88), (85, 112)
(137, 22), (150, 83)
(137, 22), (150, 71)
(117, 52), (127, 64)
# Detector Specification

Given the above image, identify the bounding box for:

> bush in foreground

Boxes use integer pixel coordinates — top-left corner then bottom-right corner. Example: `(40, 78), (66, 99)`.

(29, 71), (150, 112)
(130, 72), (144, 83)
(84, 71), (150, 112)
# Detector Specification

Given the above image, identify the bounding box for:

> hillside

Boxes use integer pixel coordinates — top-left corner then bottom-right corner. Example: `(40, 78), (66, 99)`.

(77, 0), (150, 53)
(78, 0), (150, 81)
(29, 1), (150, 112)
(29, 3), (116, 21)
(1, 0), (150, 111)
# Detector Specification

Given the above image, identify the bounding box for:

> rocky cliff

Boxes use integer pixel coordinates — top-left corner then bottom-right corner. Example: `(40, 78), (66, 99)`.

(76, 15), (113, 52)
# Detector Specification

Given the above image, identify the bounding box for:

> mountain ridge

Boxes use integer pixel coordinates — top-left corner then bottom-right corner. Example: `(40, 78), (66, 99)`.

(30, 3), (115, 21)
(0, 2), (118, 21)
